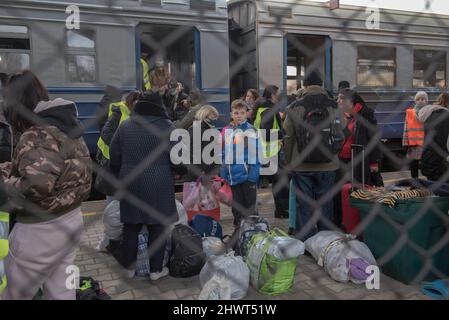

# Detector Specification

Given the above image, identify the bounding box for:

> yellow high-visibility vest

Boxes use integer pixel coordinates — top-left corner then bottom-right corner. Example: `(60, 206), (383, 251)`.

(141, 58), (151, 91)
(97, 101), (130, 160)
(254, 107), (281, 159)
(0, 211), (9, 295)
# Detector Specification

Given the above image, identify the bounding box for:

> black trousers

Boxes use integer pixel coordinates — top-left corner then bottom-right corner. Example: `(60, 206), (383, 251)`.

(410, 159), (420, 179)
(120, 223), (166, 273)
(271, 152), (290, 217)
(231, 181), (257, 227)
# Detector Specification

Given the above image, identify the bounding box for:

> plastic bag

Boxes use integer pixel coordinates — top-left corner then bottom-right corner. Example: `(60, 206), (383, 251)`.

(246, 228), (303, 295)
(198, 275), (231, 300)
(97, 200), (122, 251)
(214, 177), (233, 206)
(175, 200), (188, 226)
(304, 231), (376, 284)
(182, 180), (201, 211)
(200, 252), (250, 300)
(202, 237), (226, 257)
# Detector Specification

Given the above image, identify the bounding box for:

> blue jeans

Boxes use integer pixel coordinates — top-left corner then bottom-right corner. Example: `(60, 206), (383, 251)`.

(293, 171), (336, 241)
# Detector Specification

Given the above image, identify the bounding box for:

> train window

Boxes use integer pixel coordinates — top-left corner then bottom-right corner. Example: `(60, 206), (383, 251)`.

(67, 55), (96, 83)
(66, 30), (96, 83)
(0, 25), (30, 75)
(413, 49), (446, 88)
(357, 46), (396, 87)
(67, 30), (95, 48)
(0, 25), (28, 34)
(0, 53), (30, 74)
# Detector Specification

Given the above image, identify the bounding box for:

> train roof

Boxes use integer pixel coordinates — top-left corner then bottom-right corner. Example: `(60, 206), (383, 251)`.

(228, 0), (449, 39)
(0, 0), (229, 27)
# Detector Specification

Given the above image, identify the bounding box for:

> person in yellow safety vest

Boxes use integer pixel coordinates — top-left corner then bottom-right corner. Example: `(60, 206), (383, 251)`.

(0, 210), (9, 295)
(141, 58), (151, 92)
(403, 91), (428, 179)
(252, 85), (290, 219)
(95, 91), (141, 197)
(252, 86), (283, 160)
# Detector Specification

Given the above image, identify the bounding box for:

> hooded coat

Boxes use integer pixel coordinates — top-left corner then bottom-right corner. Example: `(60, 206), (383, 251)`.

(417, 104), (449, 181)
(4, 98), (92, 223)
(109, 92), (178, 225)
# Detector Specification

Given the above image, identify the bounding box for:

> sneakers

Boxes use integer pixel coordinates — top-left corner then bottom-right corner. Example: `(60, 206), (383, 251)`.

(150, 267), (169, 281)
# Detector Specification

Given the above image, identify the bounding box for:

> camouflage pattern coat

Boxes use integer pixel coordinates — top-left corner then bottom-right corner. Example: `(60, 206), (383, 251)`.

(4, 98), (92, 223)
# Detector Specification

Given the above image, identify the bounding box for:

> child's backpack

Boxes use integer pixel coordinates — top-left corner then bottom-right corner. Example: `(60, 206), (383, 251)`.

(295, 95), (342, 163)
(191, 214), (223, 238)
(234, 215), (270, 257)
(169, 224), (206, 277)
(76, 277), (111, 300)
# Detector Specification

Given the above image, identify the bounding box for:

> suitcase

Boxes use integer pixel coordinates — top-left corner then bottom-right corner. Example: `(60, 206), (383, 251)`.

(341, 144), (365, 235)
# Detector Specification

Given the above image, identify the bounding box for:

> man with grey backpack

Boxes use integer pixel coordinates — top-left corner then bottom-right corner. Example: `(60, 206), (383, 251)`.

(283, 70), (345, 241)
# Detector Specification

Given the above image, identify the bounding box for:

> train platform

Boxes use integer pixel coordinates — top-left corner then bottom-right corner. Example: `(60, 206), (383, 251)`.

(76, 171), (429, 300)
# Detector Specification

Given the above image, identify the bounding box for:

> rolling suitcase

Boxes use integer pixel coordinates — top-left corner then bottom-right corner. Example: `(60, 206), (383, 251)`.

(341, 145), (365, 235)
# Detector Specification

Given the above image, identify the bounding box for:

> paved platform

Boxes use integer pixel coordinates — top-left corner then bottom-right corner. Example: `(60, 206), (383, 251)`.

(77, 173), (429, 300)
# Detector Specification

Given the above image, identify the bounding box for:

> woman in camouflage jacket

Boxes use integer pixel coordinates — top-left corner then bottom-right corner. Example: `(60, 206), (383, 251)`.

(1, 70), (91, 300)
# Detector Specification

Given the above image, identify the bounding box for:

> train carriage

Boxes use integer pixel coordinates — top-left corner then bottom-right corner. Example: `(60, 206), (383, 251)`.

(228, 0), (449, 163)
(0, 0), (230, 154)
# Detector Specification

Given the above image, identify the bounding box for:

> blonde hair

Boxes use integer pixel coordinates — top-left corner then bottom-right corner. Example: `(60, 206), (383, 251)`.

(195, 104), (219, 121)
(414, 91), (428, 102)
(231, 99), (247, 111)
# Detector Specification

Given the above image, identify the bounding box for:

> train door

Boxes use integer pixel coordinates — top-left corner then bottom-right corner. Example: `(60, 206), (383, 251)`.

(137, 24), (196, 92)
(285, 34), (332, 97)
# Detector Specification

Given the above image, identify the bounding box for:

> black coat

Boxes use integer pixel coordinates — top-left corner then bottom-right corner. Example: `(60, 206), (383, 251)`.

(109, 93), (178, 225)
(94, 105), (124, 195)
(421, 109), (449, 181)
(343, 104), (382, 186)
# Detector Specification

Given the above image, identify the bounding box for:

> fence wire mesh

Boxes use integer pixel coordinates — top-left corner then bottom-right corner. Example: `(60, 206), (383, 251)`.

(0, 0), (449, 300)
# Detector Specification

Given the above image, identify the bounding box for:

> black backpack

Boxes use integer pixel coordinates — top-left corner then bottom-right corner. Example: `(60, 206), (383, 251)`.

(296, 95), (342, 163)
(76, 277), (111, 300)
(169, 224), (206, 278)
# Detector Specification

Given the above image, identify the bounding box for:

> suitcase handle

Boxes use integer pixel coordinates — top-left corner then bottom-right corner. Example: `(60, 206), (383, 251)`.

(351, 144), (365, 190)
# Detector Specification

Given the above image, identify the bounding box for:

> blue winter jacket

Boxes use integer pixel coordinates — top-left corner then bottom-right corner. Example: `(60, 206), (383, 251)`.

(220, 121), (261, 186)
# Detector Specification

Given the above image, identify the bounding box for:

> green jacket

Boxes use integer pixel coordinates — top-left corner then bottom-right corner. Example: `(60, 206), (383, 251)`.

(283, 86), (346, 172)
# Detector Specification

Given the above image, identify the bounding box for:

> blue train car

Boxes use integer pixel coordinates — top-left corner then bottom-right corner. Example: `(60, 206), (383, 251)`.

(0, 0), (230, 154)
(228, 0), (449, 156)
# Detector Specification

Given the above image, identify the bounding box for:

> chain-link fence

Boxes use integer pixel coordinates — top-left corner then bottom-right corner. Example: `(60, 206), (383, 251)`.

(1, 0), (449, 300)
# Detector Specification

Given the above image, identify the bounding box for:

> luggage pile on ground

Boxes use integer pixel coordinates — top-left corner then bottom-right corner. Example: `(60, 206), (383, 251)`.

(197, 215), (305, 299)
(305, 231), (376, 284)
(350, 180), (449, 284)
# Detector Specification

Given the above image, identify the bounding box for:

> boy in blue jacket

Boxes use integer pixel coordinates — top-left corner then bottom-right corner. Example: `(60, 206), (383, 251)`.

(220, 99), (261, 227)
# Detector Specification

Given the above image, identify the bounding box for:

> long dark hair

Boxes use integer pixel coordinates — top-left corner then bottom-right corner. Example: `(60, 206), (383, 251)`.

(262, 85), (279, 101)
(4, 70), (49, 133)
(250, 85), (280, 123)
(339, 88), (368, 110)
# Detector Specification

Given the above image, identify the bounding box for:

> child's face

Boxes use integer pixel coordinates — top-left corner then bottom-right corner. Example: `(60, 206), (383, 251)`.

(415, 96), (428, 107)
(231, 108), (247, 125)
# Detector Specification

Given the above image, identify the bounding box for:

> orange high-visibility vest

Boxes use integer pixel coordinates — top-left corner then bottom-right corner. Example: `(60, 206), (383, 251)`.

(404, 108), (425, 146)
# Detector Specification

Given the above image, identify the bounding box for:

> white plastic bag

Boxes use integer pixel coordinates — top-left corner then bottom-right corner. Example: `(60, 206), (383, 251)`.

(199, 252), (250, 300)
(305, 231), (377, 283)
(202, 237), (226, 257)
(175, 200), (188, 226)
(198, 275), (231, 300)
(96, 200), (123, 251)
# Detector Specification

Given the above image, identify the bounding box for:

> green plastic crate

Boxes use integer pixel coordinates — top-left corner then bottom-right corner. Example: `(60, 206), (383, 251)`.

(350, 196), (449, 285)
